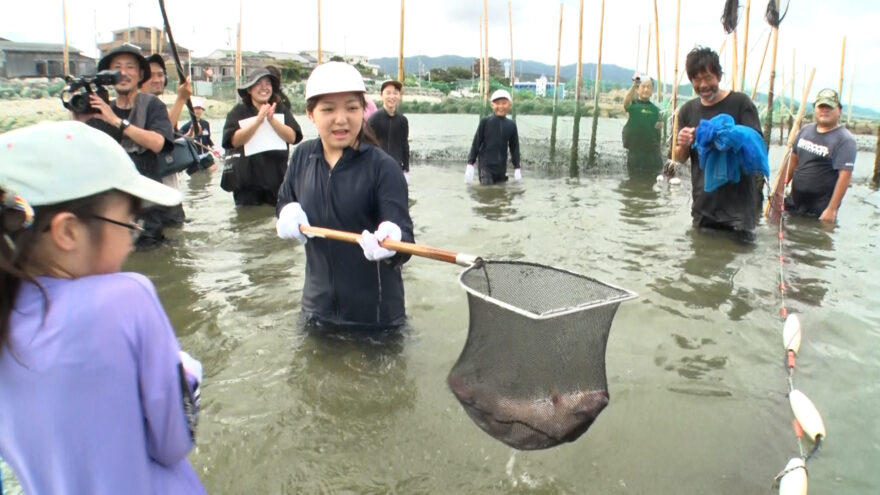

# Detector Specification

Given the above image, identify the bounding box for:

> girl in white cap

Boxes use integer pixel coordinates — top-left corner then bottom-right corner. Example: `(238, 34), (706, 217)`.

(0, 122), (205, 494)
(275, 62), (414, 330)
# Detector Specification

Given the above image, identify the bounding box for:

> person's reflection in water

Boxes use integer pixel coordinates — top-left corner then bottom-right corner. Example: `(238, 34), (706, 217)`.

(469, 183), (524, 222)
(282, 321), (417, 491)
(616, 173), (660, 226)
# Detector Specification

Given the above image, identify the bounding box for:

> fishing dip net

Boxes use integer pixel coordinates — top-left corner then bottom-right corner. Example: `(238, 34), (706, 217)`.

(447, 260), (636, 450)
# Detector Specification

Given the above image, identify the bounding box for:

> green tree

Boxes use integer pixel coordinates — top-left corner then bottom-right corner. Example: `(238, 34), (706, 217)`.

(280, 60), (309, 82)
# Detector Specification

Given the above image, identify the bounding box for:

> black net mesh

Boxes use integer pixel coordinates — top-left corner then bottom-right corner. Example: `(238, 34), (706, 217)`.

(447, 260), (636, 450)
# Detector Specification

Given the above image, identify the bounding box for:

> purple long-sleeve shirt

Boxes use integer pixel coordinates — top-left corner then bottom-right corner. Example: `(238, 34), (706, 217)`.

(0, 273), (205, 494)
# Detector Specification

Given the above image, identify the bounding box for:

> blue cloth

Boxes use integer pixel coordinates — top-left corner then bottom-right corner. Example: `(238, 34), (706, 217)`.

(694, 113), (769, 192)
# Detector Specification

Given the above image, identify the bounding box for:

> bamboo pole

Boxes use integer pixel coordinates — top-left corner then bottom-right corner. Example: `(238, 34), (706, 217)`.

(766, 68), (816, 218)
(739, 0), (751, 91)
(570, 0), (584, 174)
(317, 0), (322, 65)
(235, 0), (242, 90)
(588, 0), (605, 168)
(150, 27), (156, 54)
(653, 0), (662, 102)
(398, 0), (405, 81)
(669, 0), (681, 161)
(478, 13), (484, 107)
(779, 64), (785, 144)
(483, 0), (489, 108)
(750, 30), (772, 99)
(838, 36), (846, 96)
(508, 1), (515, 87)
(731, 29), (738, 91)
(846, 64), (855, 126)
(762, 24), (779, 149)
(636, 24), (641, 72)
(549, 2), (563, 165)
(645, 26), (651, 75)
(62, 0), (70, 77)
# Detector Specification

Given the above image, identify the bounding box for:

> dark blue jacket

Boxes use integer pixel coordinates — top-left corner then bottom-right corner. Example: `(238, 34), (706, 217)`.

(277, 138), (413, 328)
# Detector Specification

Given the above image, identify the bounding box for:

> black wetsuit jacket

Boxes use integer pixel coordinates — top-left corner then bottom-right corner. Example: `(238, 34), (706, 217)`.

(466, 114), (521, 177)
(277, 138), (414, 328)
(367, 108), (410, 172)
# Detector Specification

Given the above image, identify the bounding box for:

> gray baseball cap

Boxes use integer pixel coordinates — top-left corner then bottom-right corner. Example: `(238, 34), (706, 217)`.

(0, 121), (182, 206)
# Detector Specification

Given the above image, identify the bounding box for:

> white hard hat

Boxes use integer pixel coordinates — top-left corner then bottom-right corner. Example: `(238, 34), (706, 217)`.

(191, 96), (206, 109)
(490, 89), (512, 102)
(305, 62), (366, 100)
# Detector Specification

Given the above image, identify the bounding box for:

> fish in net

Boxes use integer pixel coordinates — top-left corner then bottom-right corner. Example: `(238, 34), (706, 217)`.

(448, 260), (636, 450)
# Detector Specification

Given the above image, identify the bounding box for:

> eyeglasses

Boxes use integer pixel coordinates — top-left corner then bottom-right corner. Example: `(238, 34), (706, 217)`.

(91, 214), (144, 241)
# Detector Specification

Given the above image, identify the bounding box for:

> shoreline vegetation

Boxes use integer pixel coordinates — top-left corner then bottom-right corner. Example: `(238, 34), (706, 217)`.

(1, 76), (877, 156)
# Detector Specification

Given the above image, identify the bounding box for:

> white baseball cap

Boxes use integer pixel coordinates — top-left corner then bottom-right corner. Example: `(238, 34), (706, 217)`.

(0, 121), (182, 206)
(305, 61), (366, 100)
(191, 96), (206, 109)
(490, 89), (512, 102)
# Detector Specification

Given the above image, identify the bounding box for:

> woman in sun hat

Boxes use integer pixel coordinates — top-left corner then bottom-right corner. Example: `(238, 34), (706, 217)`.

(221, 67), (303, 206)
(0, 121), (205, 494)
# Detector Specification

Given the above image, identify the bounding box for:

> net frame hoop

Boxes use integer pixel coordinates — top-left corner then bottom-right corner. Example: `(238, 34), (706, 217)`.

(457, 261), (638, 321)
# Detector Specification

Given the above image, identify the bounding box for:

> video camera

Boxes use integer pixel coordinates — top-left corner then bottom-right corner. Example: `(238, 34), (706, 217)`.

(60, 70), (121, 114)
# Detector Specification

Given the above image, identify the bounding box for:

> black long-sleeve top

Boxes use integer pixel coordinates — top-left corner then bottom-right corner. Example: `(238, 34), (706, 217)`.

(277, 138), (414, 328)
(466, 114), (520, 175)
(367, 108), (410, 172)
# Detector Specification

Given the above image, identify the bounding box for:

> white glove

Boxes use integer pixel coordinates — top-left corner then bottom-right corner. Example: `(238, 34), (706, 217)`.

(403, 171), (410, 184)
(464, 163), (475, 183)
(357, 221), (401, 261)
(514, 168), (522, 181)
(179, 350), (203, 386)
(276, 202), (310, 244)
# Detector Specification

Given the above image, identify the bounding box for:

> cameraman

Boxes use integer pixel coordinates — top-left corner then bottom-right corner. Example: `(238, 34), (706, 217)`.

(73, 44), (175, 250)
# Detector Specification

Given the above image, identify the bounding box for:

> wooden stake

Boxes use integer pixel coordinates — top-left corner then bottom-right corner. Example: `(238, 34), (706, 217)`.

(570, 0), (585, 173)
(731, 29), (738, 91)
(483, 0), (489, 107)
(838, 36), (846, 97)
(766, 68), (816, 218)
(550, 2), (563, 164)
(588, 0), (605, 167)
(235, 0), (243, 90)
(645, 25), (651, 75)
(653, 0), (662, 102)
(508, 1), (515, 88)
(62, 0), (70, 77)
(739, 0), (751, 91)
(762, 25), (779, 149)
(779, 64), (785, 145)
(398, 0), (405, 81)
(316, 0), (322, 65)
(750, 29), (771, 99)
(846, 63), (855, 126)
(636, 24), (641, 73)
(669, 0), (681, 160)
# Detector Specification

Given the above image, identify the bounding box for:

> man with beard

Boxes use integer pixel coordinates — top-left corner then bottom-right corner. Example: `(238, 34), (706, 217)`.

(80, 44), (174, 249)
(674, 46), (762, 243)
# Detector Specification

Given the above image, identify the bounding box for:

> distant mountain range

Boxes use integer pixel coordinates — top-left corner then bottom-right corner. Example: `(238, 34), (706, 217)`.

(370, 55), (880, 121)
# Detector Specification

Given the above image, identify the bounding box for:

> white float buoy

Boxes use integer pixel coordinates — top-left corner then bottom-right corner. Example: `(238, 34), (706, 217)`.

(783, 314), (802, 354)
(778, 457), (808, 495)
(789, 389), (826, 442)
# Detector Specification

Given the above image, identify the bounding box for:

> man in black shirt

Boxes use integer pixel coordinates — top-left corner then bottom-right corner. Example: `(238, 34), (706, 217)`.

(465, 89), (521, 185)
(368, 79), (410, 183)
(674, 46), (762, 243)
(77, 44), (175, 249)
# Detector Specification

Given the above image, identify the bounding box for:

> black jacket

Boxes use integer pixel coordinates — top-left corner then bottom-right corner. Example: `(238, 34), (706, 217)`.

(277, 138), (413, 328)
(367, 108), (410, 171)
(466, 114), (520, 175)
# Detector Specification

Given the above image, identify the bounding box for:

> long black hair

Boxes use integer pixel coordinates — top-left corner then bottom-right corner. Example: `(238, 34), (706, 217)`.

(306, 92), (380, 147)
(0, 190), (136, 351)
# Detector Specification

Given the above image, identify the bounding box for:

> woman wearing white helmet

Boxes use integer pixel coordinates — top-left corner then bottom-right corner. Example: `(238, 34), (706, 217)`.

(275, 62), (414, 330)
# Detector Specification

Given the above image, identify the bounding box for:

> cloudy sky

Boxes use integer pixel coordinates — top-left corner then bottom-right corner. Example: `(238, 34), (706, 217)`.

(3, 0), (880, 110)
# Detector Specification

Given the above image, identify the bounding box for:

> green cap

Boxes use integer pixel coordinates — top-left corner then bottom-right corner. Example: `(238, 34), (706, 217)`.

(0, 121), (182, 207)
(814, 88), (840, 108)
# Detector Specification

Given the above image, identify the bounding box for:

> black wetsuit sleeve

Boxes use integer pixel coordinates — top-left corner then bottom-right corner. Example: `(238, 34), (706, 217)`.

(402, 116), (410, 172)
(509, 122), (521, 169)
(467, 118), (486, 164)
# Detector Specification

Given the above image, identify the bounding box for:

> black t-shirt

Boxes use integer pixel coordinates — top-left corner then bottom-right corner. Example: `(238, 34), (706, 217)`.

(367, 108), (410, 171)
(678, 91), (762, 231)
(87, 96), (173, 181)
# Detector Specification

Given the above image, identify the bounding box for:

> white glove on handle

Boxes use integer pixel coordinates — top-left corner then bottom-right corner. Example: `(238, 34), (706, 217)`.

(276, 202), (311, 244)
(358, 221), (401, 261)
(514, 168), (522, 181)
(464, 163), (475, 183)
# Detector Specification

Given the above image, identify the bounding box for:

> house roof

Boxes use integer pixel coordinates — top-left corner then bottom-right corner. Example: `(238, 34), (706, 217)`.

(0, 40), (87, 55)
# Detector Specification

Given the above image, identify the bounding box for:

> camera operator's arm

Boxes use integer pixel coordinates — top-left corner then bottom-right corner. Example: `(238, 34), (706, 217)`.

(89, 94), (165, 153)
(168, 77), (193, 130)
